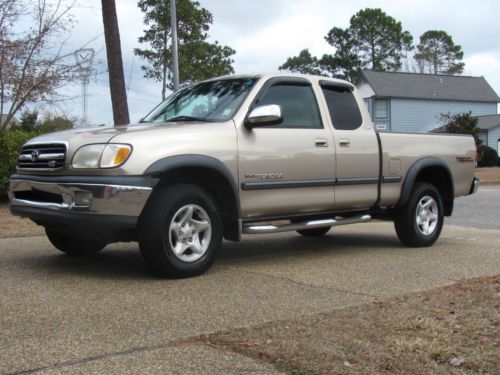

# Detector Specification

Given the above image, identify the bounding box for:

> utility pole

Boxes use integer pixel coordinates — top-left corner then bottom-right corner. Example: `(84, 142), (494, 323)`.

(170, 0), (180, 91)
(101, 0), (130, 126)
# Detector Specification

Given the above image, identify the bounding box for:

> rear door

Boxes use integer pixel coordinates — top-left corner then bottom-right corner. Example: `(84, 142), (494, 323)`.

(237, 77), (336, 220)
(319, 82), (379, 211)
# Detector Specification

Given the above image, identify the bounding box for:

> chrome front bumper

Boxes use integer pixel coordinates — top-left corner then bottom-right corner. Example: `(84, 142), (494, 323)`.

(9, 177), (155, 217)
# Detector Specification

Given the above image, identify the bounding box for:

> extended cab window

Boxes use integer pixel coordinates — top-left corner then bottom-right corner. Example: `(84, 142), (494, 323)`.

(256, 84), (322, 128)
(321, 86), (362, 130)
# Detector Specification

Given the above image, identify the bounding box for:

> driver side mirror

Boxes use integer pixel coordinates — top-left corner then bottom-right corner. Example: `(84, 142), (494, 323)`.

(245, 104), (282, 128)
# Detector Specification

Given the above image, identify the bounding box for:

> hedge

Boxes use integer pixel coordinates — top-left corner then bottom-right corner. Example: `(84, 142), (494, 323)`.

(477, 144), (499, 167)
(0, 130), (38, 200)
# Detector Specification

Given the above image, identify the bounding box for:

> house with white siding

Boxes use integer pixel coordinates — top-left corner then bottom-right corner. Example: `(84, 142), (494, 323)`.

(356, 70), (500, 154)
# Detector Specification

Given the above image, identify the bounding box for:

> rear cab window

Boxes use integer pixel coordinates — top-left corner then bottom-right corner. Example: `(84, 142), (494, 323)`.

(320, 82), (362, 131)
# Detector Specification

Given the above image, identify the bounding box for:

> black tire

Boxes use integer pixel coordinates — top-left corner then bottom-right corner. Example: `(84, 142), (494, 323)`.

(296, 226), (331, 237)
(394, 182), (444, 247)
(138, 184), (222, 278)
(45, 228), (106, 256)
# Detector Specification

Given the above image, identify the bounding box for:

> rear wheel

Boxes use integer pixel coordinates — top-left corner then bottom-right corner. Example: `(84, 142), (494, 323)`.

(139, 184), (222, 278)
(394, 182), (444, 247)
(45, 228), (106, 256)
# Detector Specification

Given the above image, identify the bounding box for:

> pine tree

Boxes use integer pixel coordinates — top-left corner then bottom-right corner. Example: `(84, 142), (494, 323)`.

(134, 0), (235, 99)
(415, 30), (465, 75)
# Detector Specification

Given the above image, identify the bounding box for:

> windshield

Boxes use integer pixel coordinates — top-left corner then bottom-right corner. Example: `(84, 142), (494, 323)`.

(142, 77), (258, 123)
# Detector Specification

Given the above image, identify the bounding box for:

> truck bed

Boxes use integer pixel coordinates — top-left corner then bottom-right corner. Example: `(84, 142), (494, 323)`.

(378, 132), (476, 208)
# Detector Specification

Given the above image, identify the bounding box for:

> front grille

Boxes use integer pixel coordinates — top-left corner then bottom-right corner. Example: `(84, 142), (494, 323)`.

(17, 143), (67, 170)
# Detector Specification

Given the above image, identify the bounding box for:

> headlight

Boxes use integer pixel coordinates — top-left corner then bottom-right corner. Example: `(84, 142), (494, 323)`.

(72, 144), (105, 168)
(72, 144), (132, 169)
(100, 144), (132, 168)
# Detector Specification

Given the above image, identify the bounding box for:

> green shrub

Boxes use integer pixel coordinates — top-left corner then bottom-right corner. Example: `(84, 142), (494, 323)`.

(477, 144), (499, 167)
(0, 130), (38, 200)
(439, 112), (482, 147)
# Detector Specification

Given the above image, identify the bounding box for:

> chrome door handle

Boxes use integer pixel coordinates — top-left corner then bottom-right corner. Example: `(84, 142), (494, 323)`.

(339, 139), (350, 147)
(314, 138), (328, 147)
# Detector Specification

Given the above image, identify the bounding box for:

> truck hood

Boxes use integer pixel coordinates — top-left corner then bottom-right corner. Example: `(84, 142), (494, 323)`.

(25, 121), (224, 147)
(24, 122), (173, 153)
(22, 121), (234, 174)
(25, 125), (127, 147)
(108, 120), (237, 176)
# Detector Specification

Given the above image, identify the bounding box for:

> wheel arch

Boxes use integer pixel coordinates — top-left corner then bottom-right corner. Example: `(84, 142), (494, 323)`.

(144, 155), (241, 241)
(397, 157), (454, 216)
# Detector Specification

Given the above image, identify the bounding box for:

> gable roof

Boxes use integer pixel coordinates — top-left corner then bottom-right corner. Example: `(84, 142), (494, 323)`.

(477, 114), (500, 130)
(359, 70), (500, 103)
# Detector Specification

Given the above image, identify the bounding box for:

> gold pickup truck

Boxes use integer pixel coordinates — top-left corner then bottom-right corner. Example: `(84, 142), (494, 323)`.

(9, 73), (479, 277)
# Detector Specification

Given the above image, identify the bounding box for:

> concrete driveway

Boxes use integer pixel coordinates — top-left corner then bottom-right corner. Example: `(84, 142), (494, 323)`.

(1, 188), (499, 374)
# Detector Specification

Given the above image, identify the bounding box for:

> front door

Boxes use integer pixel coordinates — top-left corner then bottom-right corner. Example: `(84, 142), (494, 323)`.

(237, 78), (336, 220)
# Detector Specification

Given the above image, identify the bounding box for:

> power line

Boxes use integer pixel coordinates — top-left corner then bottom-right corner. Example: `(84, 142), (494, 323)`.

(74, 48), (96, 126)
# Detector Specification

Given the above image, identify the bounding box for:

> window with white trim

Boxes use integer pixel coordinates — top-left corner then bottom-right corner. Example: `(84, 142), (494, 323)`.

(374, 99), (388, 119)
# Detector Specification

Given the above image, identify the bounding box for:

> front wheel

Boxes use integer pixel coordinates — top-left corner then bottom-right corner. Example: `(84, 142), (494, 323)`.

(394, 182), (444, 247)
(45, 228), (106, 256)
(138, 184), (222, 278)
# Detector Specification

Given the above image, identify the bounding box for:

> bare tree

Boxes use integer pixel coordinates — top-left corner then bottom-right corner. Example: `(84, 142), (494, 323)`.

(101, 0), (130, 126)
(0, 0), (79, 132)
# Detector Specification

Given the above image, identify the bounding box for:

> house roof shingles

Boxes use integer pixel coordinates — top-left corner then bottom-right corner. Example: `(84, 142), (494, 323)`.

(360, 70), (500, 103)
(477, 114), (500, 130)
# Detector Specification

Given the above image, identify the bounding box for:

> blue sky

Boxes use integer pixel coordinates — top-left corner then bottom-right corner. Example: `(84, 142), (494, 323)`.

(40, 0), (500, 125)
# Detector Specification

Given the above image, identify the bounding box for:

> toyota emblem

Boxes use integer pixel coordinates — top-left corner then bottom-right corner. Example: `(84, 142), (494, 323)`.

(31, 149), (40, 162)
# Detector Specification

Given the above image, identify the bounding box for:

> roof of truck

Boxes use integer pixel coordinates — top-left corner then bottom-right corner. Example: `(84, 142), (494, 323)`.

(205, 72), (355, 88)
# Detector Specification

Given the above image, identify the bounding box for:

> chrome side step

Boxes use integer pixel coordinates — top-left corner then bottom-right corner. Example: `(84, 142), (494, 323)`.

(242, 214), (372, 234)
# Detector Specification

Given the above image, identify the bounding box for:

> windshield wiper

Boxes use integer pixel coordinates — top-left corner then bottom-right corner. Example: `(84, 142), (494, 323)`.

(166, 115), (211, 122)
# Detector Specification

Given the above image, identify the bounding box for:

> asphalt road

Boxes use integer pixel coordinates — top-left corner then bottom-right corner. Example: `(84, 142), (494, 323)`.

(446, 185), (500, 230)
(1, 187), (499, 374)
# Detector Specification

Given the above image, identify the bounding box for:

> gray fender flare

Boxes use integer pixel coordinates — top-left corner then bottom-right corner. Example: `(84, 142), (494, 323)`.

(144, 154), (241, 238)
(396, 157), (454, 209)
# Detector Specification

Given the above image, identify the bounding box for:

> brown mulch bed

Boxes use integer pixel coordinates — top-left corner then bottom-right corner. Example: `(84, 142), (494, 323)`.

(476, 167), (500, 185)
(201, 275), (500, 375)
(0, 202), (44, 238)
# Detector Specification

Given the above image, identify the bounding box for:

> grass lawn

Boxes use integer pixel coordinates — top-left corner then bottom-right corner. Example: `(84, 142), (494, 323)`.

(200, 275), (500, 374)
